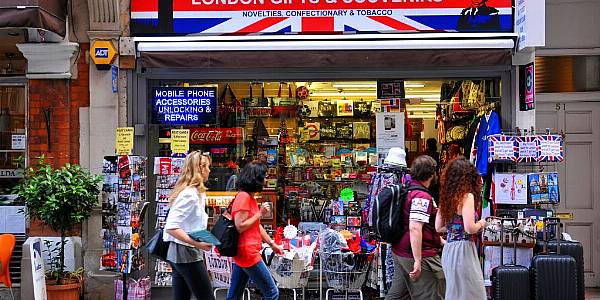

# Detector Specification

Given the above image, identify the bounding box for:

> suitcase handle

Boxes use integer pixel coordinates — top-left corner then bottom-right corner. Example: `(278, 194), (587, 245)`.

(542, 217), (563, 254)
(498, 217), (518, 266)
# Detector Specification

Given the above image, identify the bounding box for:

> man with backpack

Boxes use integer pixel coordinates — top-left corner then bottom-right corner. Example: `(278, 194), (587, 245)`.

(385, 155), (445, 300)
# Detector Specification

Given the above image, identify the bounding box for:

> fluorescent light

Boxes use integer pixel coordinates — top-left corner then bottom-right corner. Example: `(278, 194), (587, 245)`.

(407, 106), (437, 112)
(311, 92), (375, 97)
(422, 98), (441, 102)
(332, 83), (377, 88)
(406, 94), (440, 99)
(405, 83), (425, 88)
(408, 114), (436, 119)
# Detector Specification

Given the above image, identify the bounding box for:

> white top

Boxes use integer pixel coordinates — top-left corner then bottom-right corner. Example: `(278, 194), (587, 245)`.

(163, 187), (208, 247)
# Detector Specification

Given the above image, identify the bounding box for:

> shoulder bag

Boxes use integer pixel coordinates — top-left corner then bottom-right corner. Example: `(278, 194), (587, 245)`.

(147, 210), (170, 261)
(211, 194), (241, 257)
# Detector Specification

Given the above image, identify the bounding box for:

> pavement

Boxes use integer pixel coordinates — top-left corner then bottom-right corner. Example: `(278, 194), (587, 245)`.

(2, 287), (600, 299)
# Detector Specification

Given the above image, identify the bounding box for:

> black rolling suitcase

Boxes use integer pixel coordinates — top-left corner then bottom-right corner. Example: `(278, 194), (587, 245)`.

(534, 234), (585, 300)
(491, 218), (530, 300)
(531, 217), (578, 300)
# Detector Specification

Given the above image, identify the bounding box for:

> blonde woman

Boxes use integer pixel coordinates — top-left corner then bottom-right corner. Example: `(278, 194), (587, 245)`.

(163, 151), (215, 300)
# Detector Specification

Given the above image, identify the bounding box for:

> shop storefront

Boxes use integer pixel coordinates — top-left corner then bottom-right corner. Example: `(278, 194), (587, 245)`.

(115, 0), (559, 296)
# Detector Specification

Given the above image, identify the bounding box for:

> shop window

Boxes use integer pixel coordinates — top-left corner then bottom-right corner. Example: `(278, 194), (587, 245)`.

(536, 55), (600, 93)
(0, 85), (26, 203)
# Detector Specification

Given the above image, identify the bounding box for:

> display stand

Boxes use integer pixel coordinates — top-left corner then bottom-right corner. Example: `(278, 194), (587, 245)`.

(483, 128), (565, 286)
(100, 155), (148, 299)
(152, 156), (184, 286)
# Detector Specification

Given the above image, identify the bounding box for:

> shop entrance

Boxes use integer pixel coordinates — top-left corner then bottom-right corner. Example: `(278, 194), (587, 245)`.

(537, 93), (600, 287)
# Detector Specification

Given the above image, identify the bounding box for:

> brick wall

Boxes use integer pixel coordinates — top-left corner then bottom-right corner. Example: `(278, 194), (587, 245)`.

(27, 43), (89, 236)
(28, 43), (89, 168)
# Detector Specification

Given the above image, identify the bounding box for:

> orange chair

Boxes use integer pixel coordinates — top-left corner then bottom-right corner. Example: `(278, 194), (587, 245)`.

(0, 234), (16, 300)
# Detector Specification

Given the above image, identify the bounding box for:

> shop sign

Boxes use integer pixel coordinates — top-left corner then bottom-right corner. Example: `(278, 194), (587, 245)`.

(189, 128), (244, 144)
(90, 40), (117, 67)
(151, 87), (217, 125)
(131, 0), (513, 36)
(519, 62), (535, 111)
(516, 0), (545, 51)
(116, 127), (135, 155)
(0, 169), (24, 178)
(170, 129), (190, 154)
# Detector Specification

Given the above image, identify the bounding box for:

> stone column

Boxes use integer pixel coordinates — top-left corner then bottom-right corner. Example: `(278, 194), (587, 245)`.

(81, 32), (122, 300)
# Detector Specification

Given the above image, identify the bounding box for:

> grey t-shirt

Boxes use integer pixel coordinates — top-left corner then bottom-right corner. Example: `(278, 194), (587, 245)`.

(166, 242), (203, 264)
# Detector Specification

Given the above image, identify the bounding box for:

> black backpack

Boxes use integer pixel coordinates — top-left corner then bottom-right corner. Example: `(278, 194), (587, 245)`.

(373, 184), (430, 243)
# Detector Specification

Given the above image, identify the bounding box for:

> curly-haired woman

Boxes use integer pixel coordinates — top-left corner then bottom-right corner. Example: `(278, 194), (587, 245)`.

(435, 158), (487, 300)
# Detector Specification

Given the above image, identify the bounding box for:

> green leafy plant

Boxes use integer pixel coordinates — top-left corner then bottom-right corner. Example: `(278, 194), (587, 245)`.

(14, 156), (102, 284)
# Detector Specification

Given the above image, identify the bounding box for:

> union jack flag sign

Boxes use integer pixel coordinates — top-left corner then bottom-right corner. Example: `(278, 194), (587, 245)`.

(536, 135), (564, 162)
(488, 134), (517, 163)
(131, 0), (513, 36)
(515, 135), (537, 163)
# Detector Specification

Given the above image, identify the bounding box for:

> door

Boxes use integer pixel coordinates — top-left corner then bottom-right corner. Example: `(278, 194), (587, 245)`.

(537, 92), (600, 287)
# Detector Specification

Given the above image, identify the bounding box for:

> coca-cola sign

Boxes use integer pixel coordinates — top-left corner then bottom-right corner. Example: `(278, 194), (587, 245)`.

(189, 128), (244, 145)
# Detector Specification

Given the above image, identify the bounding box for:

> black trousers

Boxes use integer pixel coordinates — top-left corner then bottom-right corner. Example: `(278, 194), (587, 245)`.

(170, 260), (215, 300)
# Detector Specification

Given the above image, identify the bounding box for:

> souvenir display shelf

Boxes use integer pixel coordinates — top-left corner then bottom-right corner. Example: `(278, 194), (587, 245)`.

(281, 99), (378, 225)
(481, 128), (565, 287)
(206, 191), (277, 230)
(100, 155), (148, 296)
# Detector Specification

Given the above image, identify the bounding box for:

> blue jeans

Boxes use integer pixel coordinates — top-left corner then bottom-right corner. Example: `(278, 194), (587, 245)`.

(226, 261), (279, 300)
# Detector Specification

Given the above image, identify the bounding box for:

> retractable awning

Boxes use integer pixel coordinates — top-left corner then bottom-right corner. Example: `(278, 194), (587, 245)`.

(0, 0), (67, 37)
(136, 33), (515, 69)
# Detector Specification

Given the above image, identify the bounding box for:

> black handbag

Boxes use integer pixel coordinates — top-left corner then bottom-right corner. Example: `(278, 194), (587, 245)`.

(211, 195), (240, 257)
(147, 229), (170, 261)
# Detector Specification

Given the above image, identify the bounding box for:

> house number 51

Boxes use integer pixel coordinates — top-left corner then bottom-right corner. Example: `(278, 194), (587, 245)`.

(555, 103), (566, 111)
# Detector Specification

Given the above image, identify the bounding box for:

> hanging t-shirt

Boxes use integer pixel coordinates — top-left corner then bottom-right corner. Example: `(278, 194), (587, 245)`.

(231, 192), (262, 268)
(474, 111), (501, 176)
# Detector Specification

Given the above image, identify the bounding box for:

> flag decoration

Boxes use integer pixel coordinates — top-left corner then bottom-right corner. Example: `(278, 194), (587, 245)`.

(536, 135), (564, 162)
(131, 0), (513, 36)
(488, 134), (517, 162)
(515, 135), (537, 163)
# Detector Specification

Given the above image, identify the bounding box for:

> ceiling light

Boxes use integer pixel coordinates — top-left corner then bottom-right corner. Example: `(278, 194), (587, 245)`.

(404, 83), (425, 88)
(407, 106), (437, 112)
(422, 98), (441, 102)
(310, 92), (375, 97)
(406, 94), (440, 99)
(332, 83), (377, 88)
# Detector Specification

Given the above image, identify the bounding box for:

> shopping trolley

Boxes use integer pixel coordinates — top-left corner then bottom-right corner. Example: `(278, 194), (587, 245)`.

(204, 250), (251, 300)
(264, 249), (315, 300)
(320, 251), (372, 300)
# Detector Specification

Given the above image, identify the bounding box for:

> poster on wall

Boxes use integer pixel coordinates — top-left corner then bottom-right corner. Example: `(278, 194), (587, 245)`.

(519, 62), (535, 111)
(375, 112), (404, 163)
(131, 0), (513, 36)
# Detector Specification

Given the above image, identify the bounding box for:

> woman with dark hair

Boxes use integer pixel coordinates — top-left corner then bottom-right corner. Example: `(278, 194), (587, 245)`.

(226, 161), (283, 300)
(435, 158), (487, 300)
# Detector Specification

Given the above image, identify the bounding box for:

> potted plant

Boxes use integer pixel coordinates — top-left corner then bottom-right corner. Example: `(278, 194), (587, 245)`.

(14, 156), (102, 300)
